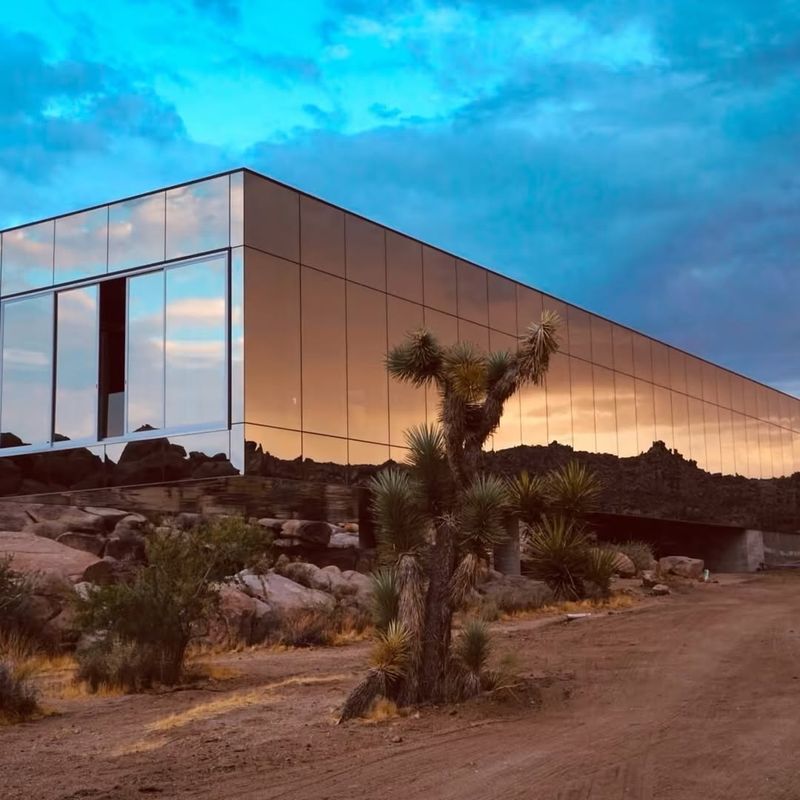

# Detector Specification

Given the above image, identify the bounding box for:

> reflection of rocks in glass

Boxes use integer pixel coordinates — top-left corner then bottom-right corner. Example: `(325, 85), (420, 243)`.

(245, 440), (304, 481)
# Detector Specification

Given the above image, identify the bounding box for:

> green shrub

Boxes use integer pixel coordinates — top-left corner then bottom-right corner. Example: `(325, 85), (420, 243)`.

(75, 516), (272, 690)
(584, 547), (618, 598)
(451, 619), (492, 699)
(0, 662), (39, 723)
(0, 557), (35, 638)
(614, 540), (655, 573)
(524, 515), (589, 600)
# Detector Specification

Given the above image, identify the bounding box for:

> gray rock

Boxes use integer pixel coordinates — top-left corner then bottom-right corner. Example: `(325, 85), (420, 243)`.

(175, 512), (203, 530)
(30, 506), (107, 533)
(82, 556), (126, 586)
(233, 570), (335, 613)
(476, 575), (553, 612)
(24, 519), (72, 540)
(257, 518), (286, 532)
(0, 504), (32, 532)
(83, 507), (131, 528)
(659, 556), (704, 580)
(641, 569), (659, 589)
(73, 581), (94, 601)
(651, 583), (671, 596)
(274, 538), (303, 548)
(0, 530), (102, 582)
(208, 586), (274, 645)
(56, 532), (105, 557)
(278, 520), (331, 546)
(329, 532), (360, 549)
(104, 533), (145, 561)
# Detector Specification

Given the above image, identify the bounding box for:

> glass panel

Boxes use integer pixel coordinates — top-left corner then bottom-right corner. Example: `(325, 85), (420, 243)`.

(701, 363), (718, 404)
(54, 286), (99, 443)
(458, 320), (489, 349)
(546, 352), (572, 446)
(632, 334), (653, 381)
(349, 440), (390, 466)
(303, 433), (347, 464)
(688, 397), (706, 469)
(781, 428), (793, 478)
(718, 407), (735, 476)
(614, 373), (637, 457)
(488, 274), (517, 334)
(793, 432), (800, 475)
(745, 416), (762, 478)
(779, 395), (794, 429)
(520, 377), (548, 447)
(671, 391), (691, 462)
(730, 375), (746, 414)
(424, 308), (458, 425)
(165, 255), (227, 430)
(743, 379), (758, 418)
(243, 424), (303, 480)
(732, 412), (749, 477)
(422, 246), (456, 314)
(759, 421), (774, 477)
(703, 402), (721, 474)
(54, 207), (108, 284)
(651, 342), (670, 388)
(612, 326), (633, 376)
(387, 297), (426, 446)
(590, 317), (614, 369)
(769, 424), (785, 477)
(0, 295), (53, 447)
(456, 260), (488, 325)
(390, 446), (411, 464)
(386, 231), (422, 303)
(768, 392), (781, 427)
(567, 307), (591, 361)
(162, 430), (233, 482)
(756, 386), (770, 422)
(653, 385), (673, 449)
(302, 267), (347, 436)
(542, 296), (570, 353)
(244, 251), (301, 429)
(490, 330), (520, 451)
(792, 399), (800, 433)
(516, 286), (543, 335)
(346, 215), (385, 290)
(230, 248), (244, 424)
(244, 173), (300, 262)
(166, 176), (229, 260)
(668, 348), (687, 394)
(716, 370), (732, 410)
(300, 195), (345, 276)
(593, 365), (617, 455)
(1, 221), (54, 295)
(108, 192), (165, 272)
(635, 379), (655, 454)
(685, 357), (703, 399)
(230, 171), (244, 248)
(127, 271), (164, 433)
(347, 283), (388, 443)
(570, 357), (595, 452)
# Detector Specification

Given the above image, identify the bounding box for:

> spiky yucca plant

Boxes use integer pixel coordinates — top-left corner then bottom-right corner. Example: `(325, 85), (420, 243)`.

(506, 470), (549, 527)
(370, 569), (399, 633)
(525, 515), (589, 600)
(453, 619), (491, 698)
(338, 621), (411, 722)
(546, 461), (602, 518)
(584, 547), (618, 598)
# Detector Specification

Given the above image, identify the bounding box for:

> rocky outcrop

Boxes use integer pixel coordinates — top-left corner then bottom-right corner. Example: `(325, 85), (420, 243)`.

(659, 556), (705, 580)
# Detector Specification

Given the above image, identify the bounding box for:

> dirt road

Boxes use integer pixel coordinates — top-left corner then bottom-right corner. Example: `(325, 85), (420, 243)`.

(3, 573), (800, 800)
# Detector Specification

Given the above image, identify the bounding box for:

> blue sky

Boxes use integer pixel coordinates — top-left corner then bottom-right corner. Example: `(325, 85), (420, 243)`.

(1, 0), (798, 395)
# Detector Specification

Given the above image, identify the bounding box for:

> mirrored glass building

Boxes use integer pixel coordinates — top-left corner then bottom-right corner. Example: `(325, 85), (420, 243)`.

(0, 168), (798, 507)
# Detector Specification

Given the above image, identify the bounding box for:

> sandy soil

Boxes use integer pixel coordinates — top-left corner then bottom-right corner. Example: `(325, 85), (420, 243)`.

(3, 572), (800, 800)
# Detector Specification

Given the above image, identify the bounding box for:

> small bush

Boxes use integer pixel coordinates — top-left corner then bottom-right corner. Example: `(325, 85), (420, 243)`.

(614, 540), (655, 573)
(0, 557), (35, 638)
(75, 516), (272, 691)
(475, 598), (501, 622)
(452, 619), (491, 699)
(524, 515), (589, 600)
(279, 607), (338, 647)
(584, 548), (618, 598)
(0, 662), (39, 723)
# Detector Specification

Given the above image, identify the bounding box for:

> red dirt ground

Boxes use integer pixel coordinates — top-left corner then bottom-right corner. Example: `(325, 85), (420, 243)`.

(3, 572), (799, 800)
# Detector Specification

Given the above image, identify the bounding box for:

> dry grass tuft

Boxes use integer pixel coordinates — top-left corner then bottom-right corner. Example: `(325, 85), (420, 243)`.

(362, 697), (400, 723)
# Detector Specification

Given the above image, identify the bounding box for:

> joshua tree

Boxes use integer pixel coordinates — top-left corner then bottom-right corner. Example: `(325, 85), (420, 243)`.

(340, 310), (560, 718)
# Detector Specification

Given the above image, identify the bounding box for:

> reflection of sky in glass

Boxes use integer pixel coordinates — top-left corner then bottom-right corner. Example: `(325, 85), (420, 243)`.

(109, 192), (166, 272)
(166, 176), (229, 260)
(55, 287), (99, 442)
(1, 295), (53, 445)
(1, 221), (54, 296)
(127, 271), (164, 432)
(55, 208), (108, 284)
(165, 256), (227, 428)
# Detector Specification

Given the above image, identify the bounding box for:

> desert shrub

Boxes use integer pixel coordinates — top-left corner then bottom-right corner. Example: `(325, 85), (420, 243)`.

(277, 604), (371, 648)
(524, 515), (589, 600)
(614, 540), (655, 573)
(0, 557), (35, 638)
(452, 619), (491, 698)
(475, 598), (501, 622)
(0, 662), (39, 723)
(75, 517), (271, 690)
(584, 548), (618, 598)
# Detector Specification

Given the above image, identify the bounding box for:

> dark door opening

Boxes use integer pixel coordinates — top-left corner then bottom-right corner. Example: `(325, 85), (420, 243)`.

(98, 278), (126, 438)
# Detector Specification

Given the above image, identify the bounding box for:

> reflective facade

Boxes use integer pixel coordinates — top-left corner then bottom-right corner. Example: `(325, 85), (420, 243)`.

(0, 169), (798, 500)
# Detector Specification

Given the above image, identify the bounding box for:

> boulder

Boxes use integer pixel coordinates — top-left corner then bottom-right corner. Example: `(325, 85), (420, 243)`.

(82, 556), (130, 585)
(0, 530), (102, 582)
(257, 518), (286, 532)
(342, 522), (359, 534)
(611, 552), (637, 578)
(476, 575), (553, 612)
(278, 520), (331, 546)
(56, 532), (105, 557)
(640, 569), (659, 589)
(659, 556), (705, 580)
(208, 586), (273, 646)
(28, 506), (107, 533)
(83, 507), (131, 529)
(651, 583), (671, 596)
(329, 531), (359, 549)
(233, 570), (335, 613)
(104, 533), (145, 561)
(0, 504), (32, 532)
(175, 512), (203, 530)
(24, 520), (72, 540)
